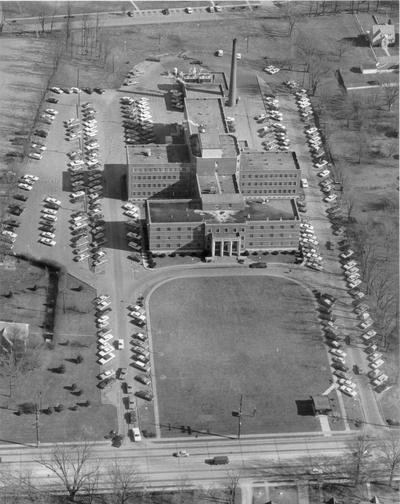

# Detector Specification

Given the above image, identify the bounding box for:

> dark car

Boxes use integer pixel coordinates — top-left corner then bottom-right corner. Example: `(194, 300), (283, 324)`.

(249, 262), (267, 269)
(82, 87), (93, 94)
(93, 87), (106, 94)
(135, 390), (153, 401)
(97, 376), (115, 390)
(135, 374), (151, 385)
(35, 130), (48, 138)
(126, 409), (136, 423)
(4, 219), (20, 227)
(40, 225), (56, 233)
(332, 362), (349, 372)
(9, 205), (23, 216)
(162, 8), (170, 14)
(46, 97), (58, 104)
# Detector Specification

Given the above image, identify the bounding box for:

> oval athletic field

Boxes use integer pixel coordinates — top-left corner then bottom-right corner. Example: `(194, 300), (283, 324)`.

(149, 275), (335, 437)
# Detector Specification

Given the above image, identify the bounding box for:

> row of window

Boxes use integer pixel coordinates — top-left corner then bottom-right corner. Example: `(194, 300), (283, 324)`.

(241, 181), (297, 186)
(153, 243), (202, 248)
(242, 189), (297, 194)
(248, 241), (297, 247)
(248, 234), (295, 238)
(241, 173), (298, 178)
(133, 166), (192, 173)
(134, 174), (191, 180)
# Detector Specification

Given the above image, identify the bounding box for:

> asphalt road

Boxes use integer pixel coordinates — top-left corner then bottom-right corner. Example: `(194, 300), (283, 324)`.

(0, 432), (364, 492)
(3, 3), (267, 34)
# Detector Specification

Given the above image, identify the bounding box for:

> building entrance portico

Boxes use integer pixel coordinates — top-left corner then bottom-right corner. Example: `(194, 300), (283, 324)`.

(212, 238), (240, 257)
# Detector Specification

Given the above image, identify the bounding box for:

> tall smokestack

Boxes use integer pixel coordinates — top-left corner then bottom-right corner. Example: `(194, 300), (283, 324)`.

(227, 38), (237, 107)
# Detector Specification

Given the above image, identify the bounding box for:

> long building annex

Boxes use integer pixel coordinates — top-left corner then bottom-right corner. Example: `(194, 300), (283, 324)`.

(126, 40), (303, 257)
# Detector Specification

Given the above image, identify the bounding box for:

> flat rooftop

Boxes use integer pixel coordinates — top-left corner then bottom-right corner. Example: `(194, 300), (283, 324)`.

(185, 98), (226, 136)
(148, 199), (297, 224)
(185, 83), (224, 100)
(219, 134), (239, 157)
(127, 144), (190, 165)
(240, 151), (299, 172)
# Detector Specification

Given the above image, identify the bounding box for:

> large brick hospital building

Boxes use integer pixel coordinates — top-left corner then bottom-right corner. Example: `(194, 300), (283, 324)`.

(126, 49), (303, 257)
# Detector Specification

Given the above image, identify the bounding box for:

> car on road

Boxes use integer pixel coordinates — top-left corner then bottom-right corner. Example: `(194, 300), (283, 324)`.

(116, 367), (127, 380)
(47, 97), (58, 104)
(173, 450), (189, 457)
(249, 262), (267, 268)
(39, 237), (56, 247)
(115, 339), (124, 350)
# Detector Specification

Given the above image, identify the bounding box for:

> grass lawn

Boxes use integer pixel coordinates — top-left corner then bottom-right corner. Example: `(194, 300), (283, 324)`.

(0, 269), (117, 444)
(149, 276), (333, 437)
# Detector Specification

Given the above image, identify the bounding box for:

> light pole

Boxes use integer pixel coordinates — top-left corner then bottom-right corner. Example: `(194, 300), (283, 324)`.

(34, 391), (42, 447)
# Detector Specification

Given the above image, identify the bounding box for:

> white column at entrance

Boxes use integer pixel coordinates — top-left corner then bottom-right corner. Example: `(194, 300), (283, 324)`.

(220, 240), (224, 256)
(229, 240), (233, 256)
(211, 239), (215, 257)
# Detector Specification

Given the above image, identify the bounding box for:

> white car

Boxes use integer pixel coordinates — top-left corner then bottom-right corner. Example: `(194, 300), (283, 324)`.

(29, 152), (43, 160)
(41, 231), (56, 239)
(98, 369), (115, 380)
(264, 66), (280, 74)
(68, 159), (85, 167)
(306, 127), (318, 135)
(337, 379), (356, 388)
(370, 359), (384, 370)
(324, 194), (337, 203)
(332, 356), (346, 365)
(339, 385), (357, 397)
(362, 330), (377, 341)
(97, 314), (110, 323)
(349, 279), (362, 289)
(50, 86), (63, 94)
(318, 169), (330, 178)
(70, 191), (85, 199)
(116, 339), (124, 350)
(343, 260), (357, 270)
(123, 202), (138, 211)
(372, 374), (388, 386)
(42, 214), (57, 222)
(340, 249), (355, 260)
(42, 208), (58, 216)
(127, 232), (139, 239)
(368, 352), (383, 361)
(44, 197), (61, 207)
(39, 237), (56, 247)
(45, 108), (58, 116)
(18, 182), (33, 191)
(331, 348), (347, 358)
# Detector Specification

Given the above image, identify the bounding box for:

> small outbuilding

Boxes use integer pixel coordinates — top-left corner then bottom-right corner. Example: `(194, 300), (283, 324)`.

(311, 395), (332, 415)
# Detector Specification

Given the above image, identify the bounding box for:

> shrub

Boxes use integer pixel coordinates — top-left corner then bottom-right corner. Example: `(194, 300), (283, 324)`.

(252, 251), (258, 256)
(242, 250), (249, 256)
(18, 402), (36, 414)
(75, 354), (83, 364)
(159, 253), (166, 258)
(179, 253), (186, 257)
(170, 252), (176, 257)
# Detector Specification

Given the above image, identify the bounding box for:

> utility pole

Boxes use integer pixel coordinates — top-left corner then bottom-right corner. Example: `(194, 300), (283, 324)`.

(35, 392), (41, 447)
(232, 395), (256, 440)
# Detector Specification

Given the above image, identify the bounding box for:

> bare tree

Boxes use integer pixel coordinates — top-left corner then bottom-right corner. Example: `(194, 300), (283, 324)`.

(376, 431), (400, 487)
(347, 433), (374, 486)
(105, 460), (141, 504)
(35, 442), (100, 501)
(382, 84), (399, 111)
(0, 339), (42, 397)
(336, 39), (352, 60)
(38, 10), (46, 34)
(49, 7), (57, 33)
